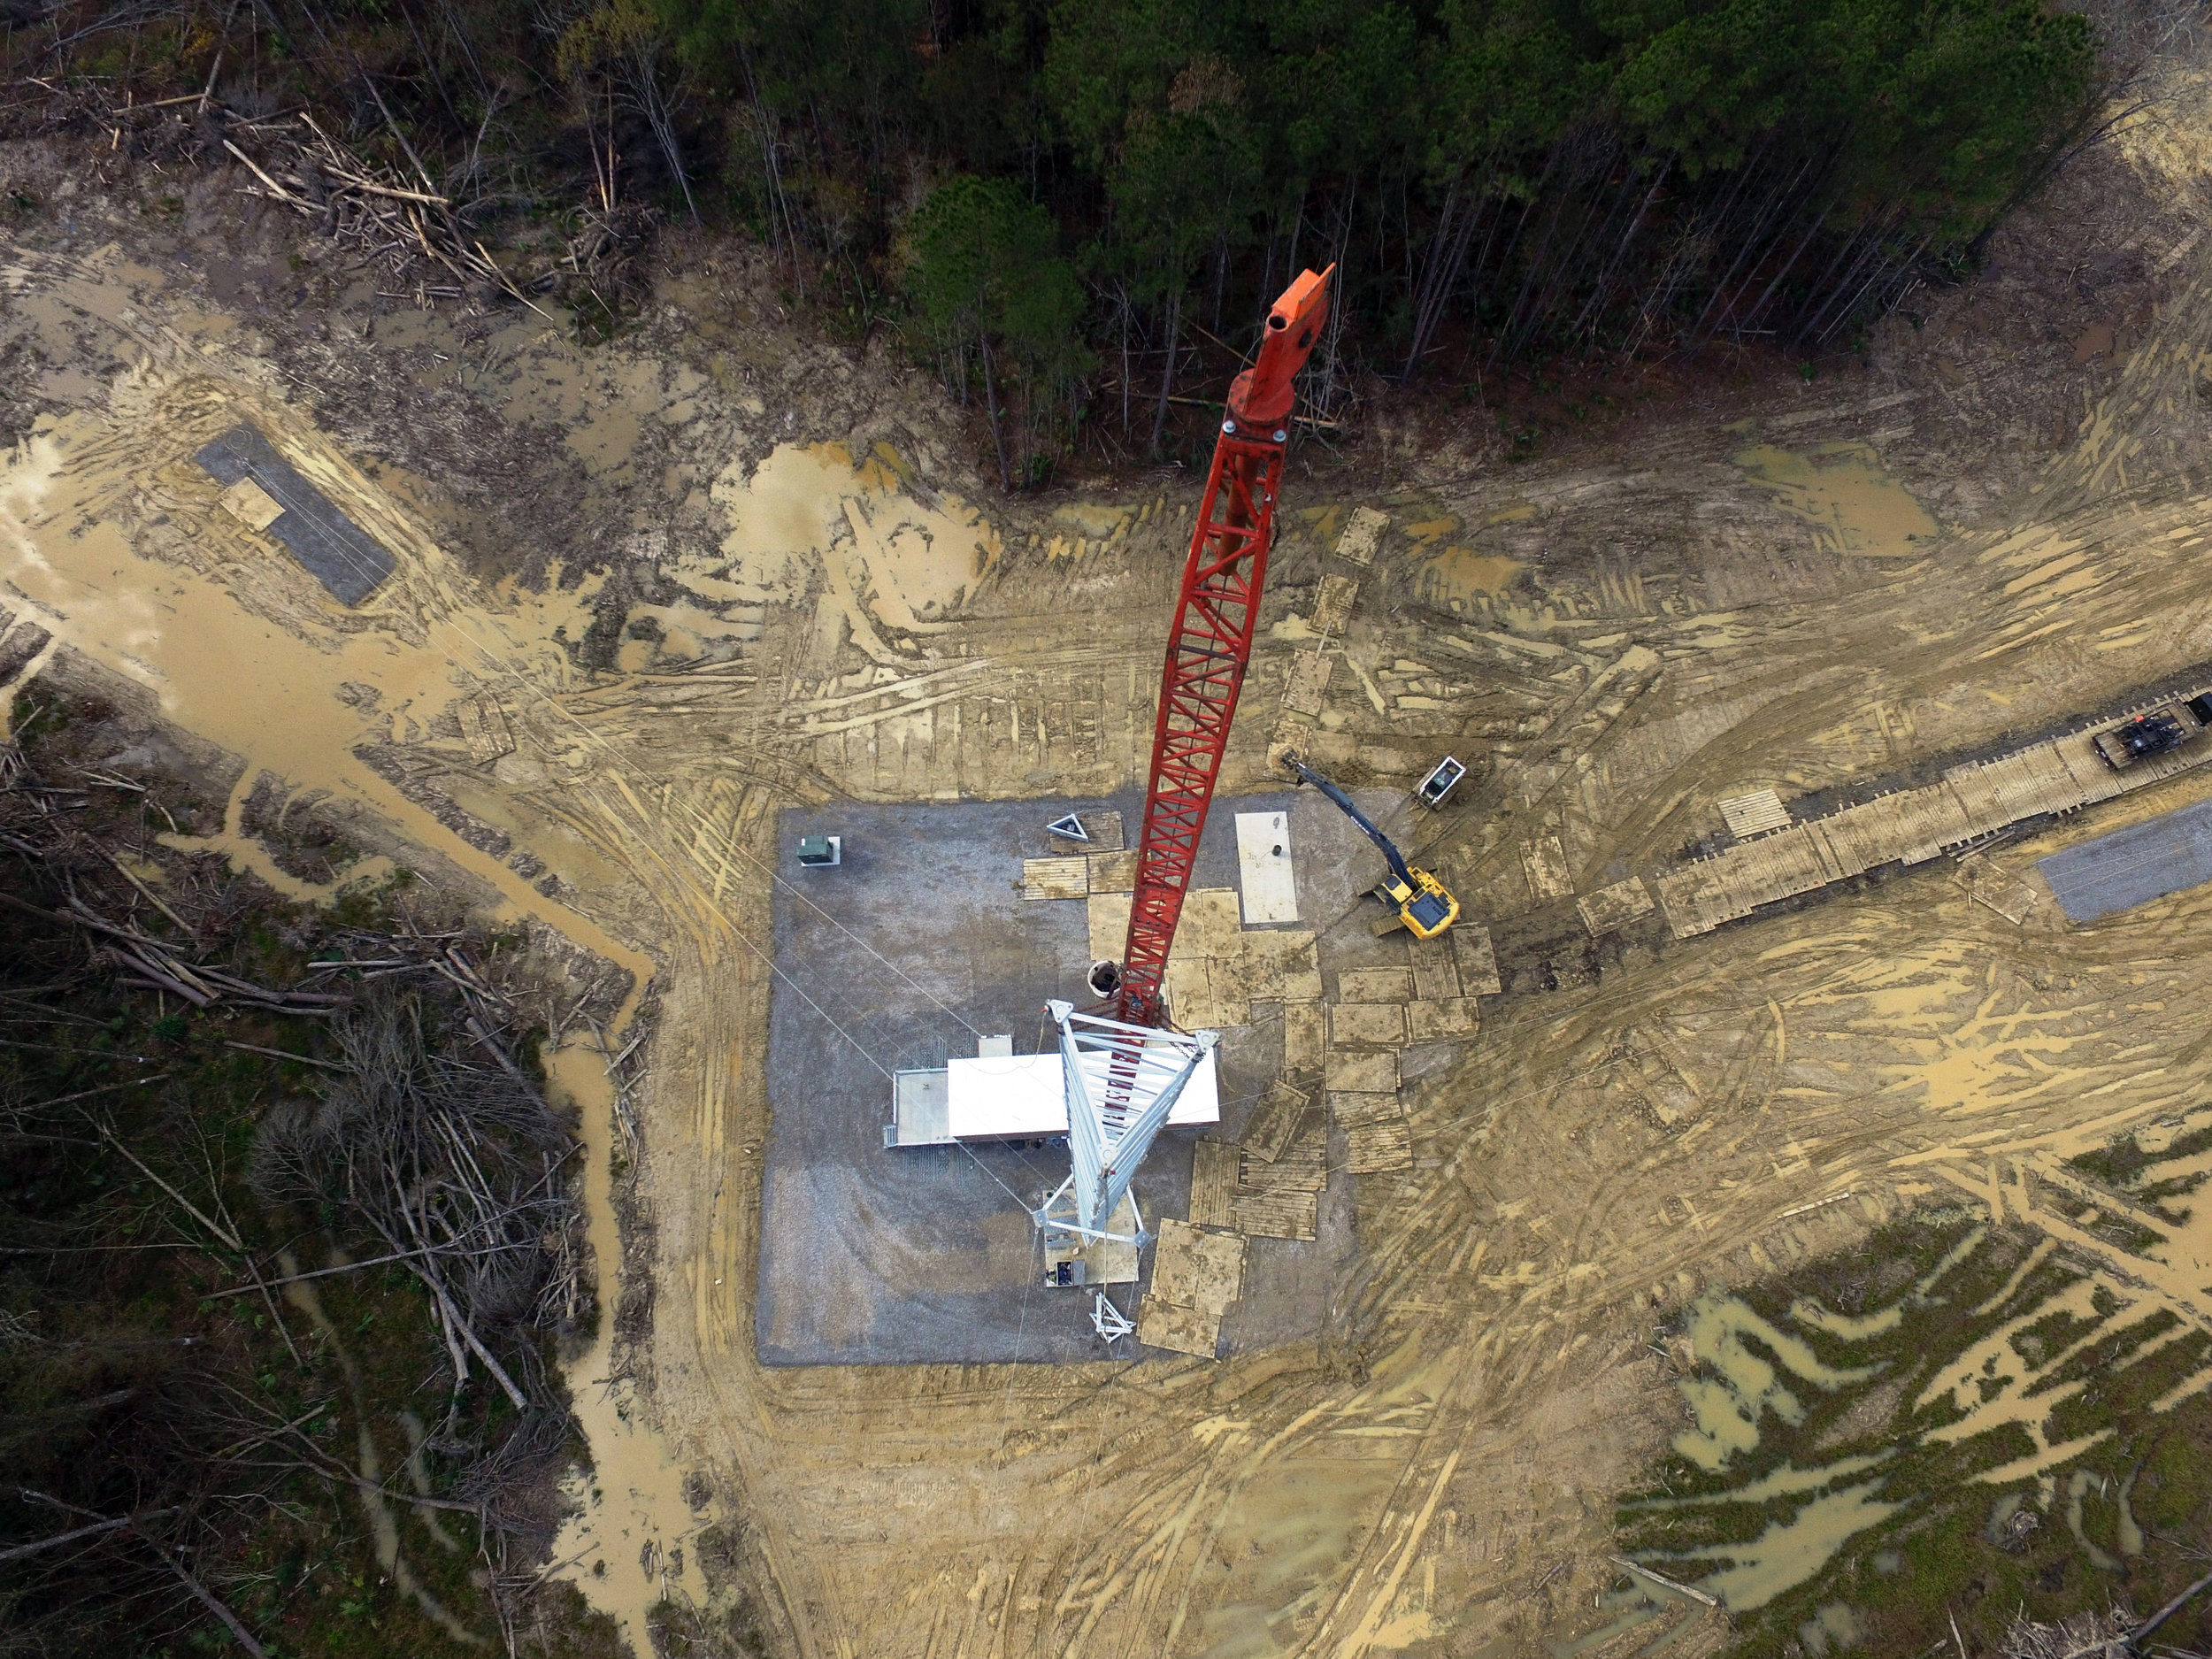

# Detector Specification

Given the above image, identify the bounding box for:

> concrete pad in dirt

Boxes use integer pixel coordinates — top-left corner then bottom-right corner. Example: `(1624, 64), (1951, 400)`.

(754, 790), (1382, 1365)
(2038, 794), (2212, 921)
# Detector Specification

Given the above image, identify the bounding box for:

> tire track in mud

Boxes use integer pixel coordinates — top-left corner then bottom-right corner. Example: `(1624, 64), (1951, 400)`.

(27, 163), (2212, 1659)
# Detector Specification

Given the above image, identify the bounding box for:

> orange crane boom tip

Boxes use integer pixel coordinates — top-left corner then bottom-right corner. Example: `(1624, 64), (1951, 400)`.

(1231, 265), (1333, 430)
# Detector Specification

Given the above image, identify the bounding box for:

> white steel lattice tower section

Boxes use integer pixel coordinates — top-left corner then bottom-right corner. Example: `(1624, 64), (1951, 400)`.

(1033, 999), (1217, 1245)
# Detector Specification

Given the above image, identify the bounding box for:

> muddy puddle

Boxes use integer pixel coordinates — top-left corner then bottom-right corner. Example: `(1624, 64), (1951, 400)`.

(544, 1041), (709, 1655)
(0, 307), (1032, 1647)
(1734, 441), (1941, 560)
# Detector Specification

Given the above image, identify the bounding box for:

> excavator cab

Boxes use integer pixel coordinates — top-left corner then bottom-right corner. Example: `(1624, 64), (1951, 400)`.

(1375, 865), (1459, 941)
(1280, 753), (1459, 940)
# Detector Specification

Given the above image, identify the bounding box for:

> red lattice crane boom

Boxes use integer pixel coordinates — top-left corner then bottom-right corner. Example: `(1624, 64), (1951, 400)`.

(1114, 265), (1333, 1027)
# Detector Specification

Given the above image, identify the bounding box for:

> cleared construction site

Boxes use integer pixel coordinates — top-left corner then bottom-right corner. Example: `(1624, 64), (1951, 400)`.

(9, 62), (2212, 1658)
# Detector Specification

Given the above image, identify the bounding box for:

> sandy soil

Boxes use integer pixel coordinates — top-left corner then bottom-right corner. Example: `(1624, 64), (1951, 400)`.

(5, 47), (2212, 1658)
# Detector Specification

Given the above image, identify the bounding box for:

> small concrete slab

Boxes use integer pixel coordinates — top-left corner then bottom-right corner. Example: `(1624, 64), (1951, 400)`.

(1235, 810), (1300, 924)
(218, 475), (284, 531)
(759, 790), (1357, 1368)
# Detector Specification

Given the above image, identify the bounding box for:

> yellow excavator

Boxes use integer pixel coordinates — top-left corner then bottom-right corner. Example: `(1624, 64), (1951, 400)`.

(1281, 754), (1459, 940)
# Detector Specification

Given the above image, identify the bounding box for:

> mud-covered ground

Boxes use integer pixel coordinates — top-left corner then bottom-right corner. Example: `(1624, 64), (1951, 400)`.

(4, 42), (2212, 1659)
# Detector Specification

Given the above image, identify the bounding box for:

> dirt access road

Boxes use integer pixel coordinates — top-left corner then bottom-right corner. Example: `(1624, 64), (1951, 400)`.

(4, 53), (2212, 1659)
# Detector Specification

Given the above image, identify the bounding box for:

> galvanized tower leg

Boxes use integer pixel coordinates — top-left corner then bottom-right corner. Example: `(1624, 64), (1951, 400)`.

(1033, 999), (1217, 1247)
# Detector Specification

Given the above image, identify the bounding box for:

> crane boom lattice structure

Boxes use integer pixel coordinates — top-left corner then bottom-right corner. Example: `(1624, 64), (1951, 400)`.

(1116, 265), (1334, 1027)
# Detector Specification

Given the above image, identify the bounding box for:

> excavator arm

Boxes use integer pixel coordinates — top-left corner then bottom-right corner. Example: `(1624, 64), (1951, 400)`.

(1281, 756), (1417, 888)
(1282, 752), (1460, 941)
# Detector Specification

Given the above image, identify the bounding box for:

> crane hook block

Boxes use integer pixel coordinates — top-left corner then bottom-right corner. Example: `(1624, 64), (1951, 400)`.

(1227, 264), (1334, 431)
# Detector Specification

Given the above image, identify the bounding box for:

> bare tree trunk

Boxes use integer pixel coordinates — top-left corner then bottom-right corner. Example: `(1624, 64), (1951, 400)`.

(1729, 167), (1843, 342)
(1509, 136), (1632, 360)
(1571, 156), (1670, 344)
(981, 334), (1012, 489)
(1687, 144), (1823, 349)
(1811, 231), (1929, 347)
(1118, 283), (1133, 438)
(630, 43), (699, 225)
(1149, 285), (1183, 457)
(1403, 165), (1490, 378)
(1790, 216), (1885, 344)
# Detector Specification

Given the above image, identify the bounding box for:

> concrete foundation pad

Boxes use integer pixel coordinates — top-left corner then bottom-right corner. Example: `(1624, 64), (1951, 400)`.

(756, 790), (1374, 1366)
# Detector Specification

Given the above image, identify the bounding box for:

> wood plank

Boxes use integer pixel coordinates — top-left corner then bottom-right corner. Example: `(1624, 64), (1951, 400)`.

(1452, 925), (1502, 996)
(1313, 572), (1362, 634)
(1339, 966), (1412, 1003)
(1410, 952), (1460, 1002)
(1345, 1116), (1413, 1174)
(1407, 998), (1477, 1041)
(457, 695), (515, 764)
(1325, 1049), (1399, 1093)
(1150, 1217), (1245, 1316)
(1328, 1002), (1406, 1048)
(1282, 650), (1334, 715)
(1718, 788), (1788, 838)
(1284, 1002), (1326, 1073)
(1190, 1140), (1241, 1230)
(1241, 1128), (1325, 1194)
(1079, 810), (1125, 852)
(1137, 1296), (1221, 1357)
(1240, 932), (1319, 1001)
(1577, 876), (1655, 935)
(1087, 848), (1140, 893)
(1240, 1080), (1310, 1164)
(1522, 833), (1573, 900)
(1333, 505), (1387, 566)
(1021, 855), (1088, 901)
(1230, 1187), (1318, 1241)
(1329, 1091), (1404, 1126)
